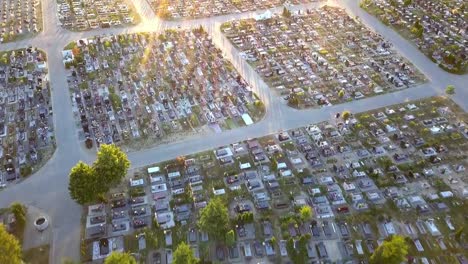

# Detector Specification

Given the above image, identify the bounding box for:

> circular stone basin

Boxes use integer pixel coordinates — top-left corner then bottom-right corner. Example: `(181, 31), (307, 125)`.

(34, 217), (49, 231)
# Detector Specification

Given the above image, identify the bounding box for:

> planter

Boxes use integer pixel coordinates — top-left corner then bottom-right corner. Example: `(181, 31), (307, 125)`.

(34, 216), (49, 231)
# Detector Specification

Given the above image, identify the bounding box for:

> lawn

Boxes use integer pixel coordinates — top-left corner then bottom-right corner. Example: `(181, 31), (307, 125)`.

(124, 234), (139, 253)
(23, 245), (50, 264)
(225, 118), (236, 129)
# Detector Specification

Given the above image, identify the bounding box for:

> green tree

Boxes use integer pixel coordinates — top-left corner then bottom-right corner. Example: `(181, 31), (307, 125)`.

(62, 258), (80, 264)
(225, 230), (236, 246)
(455, 226), (464, 243)
(270, 236), (277, 247)
(411, 20), (424, 38)
(198, 198), (230, 241)
(338, 89), (345, 98)
(173, 242), (198, 264)
(144, 228), (159, 249)
(445, 85), (455, 95)
(342, 110), (351, 121)
(404, 0), (412, 6)
(93, 144), (130, 193)
(270, 157), (278, 171)
(104, 252), (136, 264)
(286, 234), (310, 264)
(0, 224), (22, 264)
(370, 235), (408, 264)
(9, 202), (27, 229)
(299, 205), (313, 222)
(68, 161), (98, 204)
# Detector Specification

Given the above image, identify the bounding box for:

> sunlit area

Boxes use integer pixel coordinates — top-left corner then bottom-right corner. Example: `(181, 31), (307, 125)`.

(0, 0), (467, 263)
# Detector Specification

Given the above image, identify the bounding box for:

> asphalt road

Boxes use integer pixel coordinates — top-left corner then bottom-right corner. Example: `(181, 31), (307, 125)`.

(0, 0), (466, 263)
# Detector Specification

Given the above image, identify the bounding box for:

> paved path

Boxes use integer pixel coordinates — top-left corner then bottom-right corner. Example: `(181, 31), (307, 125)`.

(0, 0), (466, 263)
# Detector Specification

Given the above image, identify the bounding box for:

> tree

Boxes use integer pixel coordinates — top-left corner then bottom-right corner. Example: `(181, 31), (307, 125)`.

(85, 138), (93, 149)
(370, 235), (408, 264)
(270, 157), (278, 171)
(104, 252), (136, 264)
(270, 236), (277, 247)
(338, 89), (345, 98)
(282, 7), (291, 18)
(176, 156), (186, 168)
(0, 224), (22, 264)
(93, 144), (130, 193)
(144, 228), (159, 249)
(445, 85), (455, 95)
(198, 198), (230, 241)
(62, 258), (80, 264)
(403, 0), (412, 6)
(173, 242), (198, 264)
(225, 230), (236, 246)
(342, 111), (351, 121)
(299, 205), (313, 222)
(68, 161), (97, 204)
(411, 21), (424, 38)
(454, 226), (464, 243)
(286, 234), (310, 264)
(9, 202), (27, 229)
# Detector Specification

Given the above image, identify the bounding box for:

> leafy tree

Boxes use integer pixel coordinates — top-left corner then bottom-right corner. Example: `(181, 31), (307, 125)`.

(173, 242), (198, 264)
(288, 95), (299, 107)
(270, 157), (278, 171)
(445, 85), (455, 95)
(411, 21), (424, 38)
(404, 0), (412, 6)
(299, 205), (313, 222)
(338, 89), (345, 98)
(144, 228), (159, 249)
(270, 236), (277, 247)
(68, 161), (97, 204)
(286, 234), (310, 264)
(62, 258), (80, 264)
(104, 252), (136, 264)
(455, 226), (464, 242)
(370, 235), (408, 264)
(282, 7), (291, 18)
(0, 224), (22, 264)
(342, 111), (351, 121)
(198, 198), (230, 241)
(225, 230), (236, 246)
(9, 202), (27, 229)
(176, 156), (186, 168)
(93, 144), (130, 193)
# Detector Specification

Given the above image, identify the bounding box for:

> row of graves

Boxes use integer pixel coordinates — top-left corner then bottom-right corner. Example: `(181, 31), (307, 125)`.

(361, 0), (467, 74)
(57, 0), (137, 31)
(148, 0), (322, 20)
(83, 161), (209, 261)
(222, 6), (426, 108)
(63, 29), (263, 149)
(198, 96), (467, 262)
(0, 48), (54, 185)
(0, 0), (41, 43)
(88, 96), (468, 263)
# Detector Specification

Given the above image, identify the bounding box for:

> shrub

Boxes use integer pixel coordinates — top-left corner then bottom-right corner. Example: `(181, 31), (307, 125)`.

(445, 85), (455, 95)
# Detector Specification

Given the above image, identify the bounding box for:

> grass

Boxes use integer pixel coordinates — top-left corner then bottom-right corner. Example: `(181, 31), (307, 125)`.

(225, 118), (236, 129)
(280, 142), (296, 151)
(124, 234), (139, 253)
(23, 244), (50, 264)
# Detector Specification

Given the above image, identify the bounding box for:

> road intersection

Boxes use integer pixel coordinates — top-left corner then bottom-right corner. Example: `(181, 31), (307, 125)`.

(0, 0), (466, 262)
